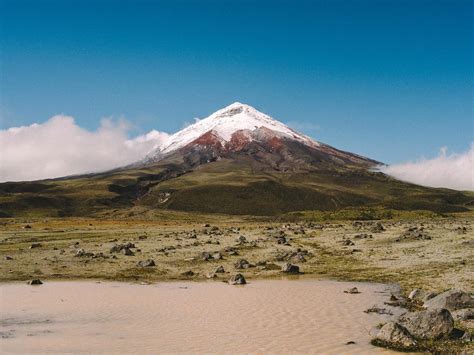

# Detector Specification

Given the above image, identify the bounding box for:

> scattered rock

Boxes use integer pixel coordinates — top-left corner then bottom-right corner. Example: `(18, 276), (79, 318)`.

(364, 306), (393, 315)
(396, 227), (431, 242)
(423, 289), (474, 311)
(344, 287), (360, 294)
(281, 262), (300, 274)
(110, 242), (135, 253)
(214, 265), (225, 273)
(200, 251), (213, 261)
(121, 248), (134, 256)
(228, 273), (246, 285)
(398, 308), (454, 340)
(370, 222), (385, 233)
(212, 252), (223, 260)
(75, 249), (94, 257)
(137, 259), (155, 267)
(28, 279), (43, 285)
(373, 321), (417, 351)
(236, 235), (247, 245)
(234, 259), (253, 269)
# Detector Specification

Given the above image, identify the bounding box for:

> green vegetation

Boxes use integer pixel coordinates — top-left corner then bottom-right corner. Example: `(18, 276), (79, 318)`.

(0, 158), (472, 218)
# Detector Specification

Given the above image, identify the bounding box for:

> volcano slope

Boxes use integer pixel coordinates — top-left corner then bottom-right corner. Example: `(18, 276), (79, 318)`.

(0, 102), (472, 218)
(0, 150), (471, 218)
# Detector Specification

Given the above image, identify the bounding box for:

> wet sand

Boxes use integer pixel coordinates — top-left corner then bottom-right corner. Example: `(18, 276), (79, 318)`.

(1, 279), (402, 354)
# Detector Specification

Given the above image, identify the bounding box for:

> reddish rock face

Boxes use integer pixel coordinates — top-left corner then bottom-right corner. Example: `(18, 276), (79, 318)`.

(266, 136), (283, 151)
(168, 124), (378, 172)
(226, 130), (252, 152)
(189, 131), (223, 149)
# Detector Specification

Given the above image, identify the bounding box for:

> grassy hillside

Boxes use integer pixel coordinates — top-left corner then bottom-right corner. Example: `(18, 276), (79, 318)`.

(0, 156), (472, 218)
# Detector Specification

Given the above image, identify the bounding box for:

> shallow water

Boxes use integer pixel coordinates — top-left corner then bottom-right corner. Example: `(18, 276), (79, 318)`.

(0, 279), (402, 354)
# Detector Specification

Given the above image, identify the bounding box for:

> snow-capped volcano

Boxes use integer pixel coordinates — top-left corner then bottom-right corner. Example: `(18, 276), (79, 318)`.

(142, 102), (378, 170)
(149, 102), (318, 158)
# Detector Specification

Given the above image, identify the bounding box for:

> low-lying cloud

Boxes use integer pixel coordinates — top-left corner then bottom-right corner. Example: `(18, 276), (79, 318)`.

(381, 144), (474, 191)
(0, 115), (169, 182)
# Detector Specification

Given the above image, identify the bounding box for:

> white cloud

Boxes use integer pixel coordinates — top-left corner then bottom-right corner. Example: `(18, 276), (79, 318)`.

(381, 144), (474, 191)
(0, 115), (169, 182)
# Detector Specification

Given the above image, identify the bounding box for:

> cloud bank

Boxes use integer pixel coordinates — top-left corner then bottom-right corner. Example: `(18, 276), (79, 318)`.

(0, 115), (169, 182)
(382, 144), (474, 191)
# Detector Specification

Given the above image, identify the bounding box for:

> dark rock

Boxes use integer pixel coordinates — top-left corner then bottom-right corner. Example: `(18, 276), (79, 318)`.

(281, 262), (300, 274)
(398, 308), (454, 340)
(214, 265), (225, 273)
(29, 243), (42, 249)
(121, 247), (134, 256)
(181, 270), (195, 277)
(28, 279), (43, 285)
(4, 256), (13, 260)
(228, 273), (246, 285)
(236, 235), (247, 244)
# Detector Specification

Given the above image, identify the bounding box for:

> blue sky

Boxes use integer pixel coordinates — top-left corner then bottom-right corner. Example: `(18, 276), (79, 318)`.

(0, 0), (472, 164)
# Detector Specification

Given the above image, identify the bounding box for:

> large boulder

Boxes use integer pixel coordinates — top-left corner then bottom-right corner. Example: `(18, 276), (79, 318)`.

(374, 322), (417, 350)
(398, 309), (454, 340)
(423, 289), (474, 311)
